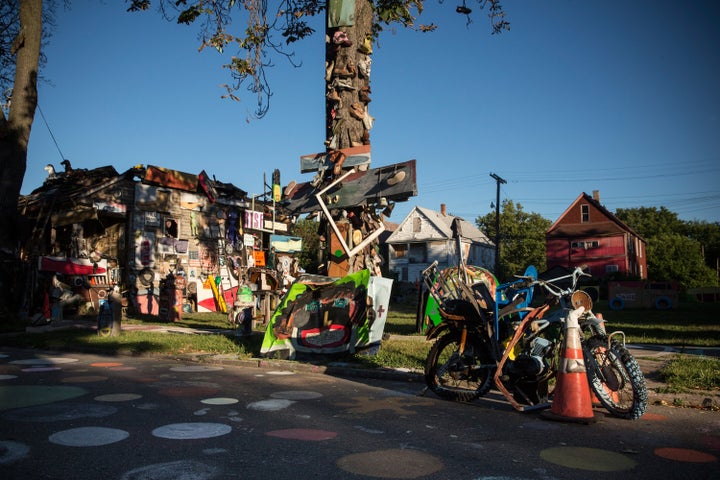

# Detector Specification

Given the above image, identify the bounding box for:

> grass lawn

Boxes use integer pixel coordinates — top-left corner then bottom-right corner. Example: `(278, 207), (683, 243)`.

(2, 295), (719, 392)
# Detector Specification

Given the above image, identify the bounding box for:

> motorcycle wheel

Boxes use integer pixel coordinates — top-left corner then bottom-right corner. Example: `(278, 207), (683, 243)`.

(424, 332), (494, 402)
(584, 336), (648, 420)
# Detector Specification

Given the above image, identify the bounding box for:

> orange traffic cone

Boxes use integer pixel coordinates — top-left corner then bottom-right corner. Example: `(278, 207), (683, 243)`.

(542, 306), (597, 424)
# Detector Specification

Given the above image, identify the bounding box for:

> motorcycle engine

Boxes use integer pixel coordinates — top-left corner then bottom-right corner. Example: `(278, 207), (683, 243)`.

(509, 337), (554, 378)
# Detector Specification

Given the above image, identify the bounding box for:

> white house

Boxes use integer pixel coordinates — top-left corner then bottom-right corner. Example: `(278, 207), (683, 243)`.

(385, 204), (495, 282)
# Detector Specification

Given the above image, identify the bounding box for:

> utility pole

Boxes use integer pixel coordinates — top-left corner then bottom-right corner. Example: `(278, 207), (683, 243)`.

(489, 173), (506, 275)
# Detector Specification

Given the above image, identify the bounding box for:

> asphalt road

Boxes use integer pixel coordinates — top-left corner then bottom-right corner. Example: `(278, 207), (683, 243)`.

(1, 348), (718, 479)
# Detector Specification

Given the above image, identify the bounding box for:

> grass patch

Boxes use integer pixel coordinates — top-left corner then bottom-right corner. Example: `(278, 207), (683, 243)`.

(2, 295), (719, 395)
(658, 355), (720, 393)
(2, 328), (259, 358)
(591, 300), (720, 347)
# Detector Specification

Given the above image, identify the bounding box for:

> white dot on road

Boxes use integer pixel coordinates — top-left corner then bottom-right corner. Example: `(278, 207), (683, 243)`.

(152, 422), (232, 440)
(49, 427), (129, 447)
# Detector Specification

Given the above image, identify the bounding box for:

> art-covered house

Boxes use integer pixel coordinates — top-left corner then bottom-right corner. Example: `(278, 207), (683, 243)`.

(18, 163), (293, 322)
(546, 191), (647, 280)
(385, 204), (495, 283)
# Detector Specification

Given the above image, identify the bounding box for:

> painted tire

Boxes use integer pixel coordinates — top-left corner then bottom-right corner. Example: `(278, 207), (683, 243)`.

(654, 296), (672, 310)
(609, 297), (625, 311)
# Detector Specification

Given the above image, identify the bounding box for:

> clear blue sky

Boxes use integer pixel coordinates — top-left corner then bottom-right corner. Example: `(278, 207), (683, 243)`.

(25, 0), (720, 225)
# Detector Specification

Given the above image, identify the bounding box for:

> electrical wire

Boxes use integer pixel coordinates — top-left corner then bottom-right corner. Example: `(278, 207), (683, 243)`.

(36, 103), (66, 161)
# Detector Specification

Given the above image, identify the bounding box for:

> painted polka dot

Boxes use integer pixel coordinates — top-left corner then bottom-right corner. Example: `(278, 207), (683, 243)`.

(62, 375), (108, 383)
(11, 357), (78, 365)
(266, 428), (337, 441)
(21, 366), (61, 372)
(120, 460), (218, 480)
(109, 366), (137, 371)
(540, 446), (637, 471)
(271, 390), (323, 400)
(170, 365), (224, 372)
(0, 440), (29, 465)
(641, 412), (668, 421)
(152, 422), (232, 440)
(95, 393), (142, 402)
(337, 449), (444, 478)
(201, 397), (239, 405)
(266, 371), (295, 375)
(0, 354), (9, 358)
(0, 374), (18, 380)
(0, 385), (87, 411)
(90, 362), (124, 368)
(49, 426), (129, 447)
(654, 447), (717, 463)
(247, 399), (295, 411)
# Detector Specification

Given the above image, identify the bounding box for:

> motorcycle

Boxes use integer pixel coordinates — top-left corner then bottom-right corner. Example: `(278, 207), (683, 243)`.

(421, 250), (648, 420)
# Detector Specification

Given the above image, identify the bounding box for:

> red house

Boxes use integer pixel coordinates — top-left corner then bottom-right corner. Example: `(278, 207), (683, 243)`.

(546, 191), (647, 280)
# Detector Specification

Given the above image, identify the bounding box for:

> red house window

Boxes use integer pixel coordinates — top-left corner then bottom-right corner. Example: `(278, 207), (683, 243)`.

(581, 205), (589, 223)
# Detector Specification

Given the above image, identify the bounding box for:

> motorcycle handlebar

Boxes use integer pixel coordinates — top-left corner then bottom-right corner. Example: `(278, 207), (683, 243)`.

(520, 265), (590, 297)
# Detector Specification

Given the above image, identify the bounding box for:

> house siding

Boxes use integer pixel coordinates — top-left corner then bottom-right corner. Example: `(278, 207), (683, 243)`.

(387, 207), (495, 282)
(546, 193), (647, 280)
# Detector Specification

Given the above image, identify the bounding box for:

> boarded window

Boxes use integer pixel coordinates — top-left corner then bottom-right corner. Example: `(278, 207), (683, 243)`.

(413, 217), (422, 233)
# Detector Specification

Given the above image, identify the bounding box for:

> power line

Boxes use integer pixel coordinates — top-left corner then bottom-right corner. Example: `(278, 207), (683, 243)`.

(36, 103), (66, 161)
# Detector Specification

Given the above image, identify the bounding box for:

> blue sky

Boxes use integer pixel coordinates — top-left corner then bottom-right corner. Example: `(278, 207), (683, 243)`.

(25, 0), (720, 225)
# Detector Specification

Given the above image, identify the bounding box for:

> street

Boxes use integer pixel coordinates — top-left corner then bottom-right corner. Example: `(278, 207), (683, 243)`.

(1, 348), (718, 479)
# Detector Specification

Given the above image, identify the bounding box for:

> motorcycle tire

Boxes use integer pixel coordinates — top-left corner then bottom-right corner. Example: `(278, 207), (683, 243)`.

(583, 336), (648, 420)
(424, 332), (494, 402)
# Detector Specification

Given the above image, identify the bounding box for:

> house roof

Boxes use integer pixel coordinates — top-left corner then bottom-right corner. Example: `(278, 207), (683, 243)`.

(388, 206), (494, 246)
(547, 192), (645, 241)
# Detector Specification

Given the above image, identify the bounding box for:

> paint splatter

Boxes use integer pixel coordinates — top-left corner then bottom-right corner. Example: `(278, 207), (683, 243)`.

(49, 427), (130, 447)
(540, 446), (637, 471)
(94, 393), (142, 402)
(120, 460), (219, 480)
(337, 448), (444, 478)
(152, 423), (232, 440)
(0, 441), (30, 465)
(247, 399), (295, 412)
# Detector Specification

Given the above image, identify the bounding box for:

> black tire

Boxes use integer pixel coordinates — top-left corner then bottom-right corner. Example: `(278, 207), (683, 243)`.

(424, 332), (494, 402)
(584, 336), (648, 420)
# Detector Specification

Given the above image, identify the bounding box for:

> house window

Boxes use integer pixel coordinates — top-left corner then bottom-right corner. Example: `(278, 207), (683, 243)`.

(408, 242), (427, 263)
(412, 217), (422, 233)
(393, 244), (407, 259)
(606, 264), (619, 273)
(581, 205), (589, 223)
(571, 240), (599, 249)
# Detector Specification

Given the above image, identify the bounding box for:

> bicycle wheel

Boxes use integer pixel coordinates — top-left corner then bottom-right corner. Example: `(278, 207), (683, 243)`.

(584, 336), (648, 419)
(424, 332), (494, 402)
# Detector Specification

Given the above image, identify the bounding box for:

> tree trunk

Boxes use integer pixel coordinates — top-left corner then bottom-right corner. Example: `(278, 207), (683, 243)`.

(0, 0), (42, 313)
(325, 0), (374, 150)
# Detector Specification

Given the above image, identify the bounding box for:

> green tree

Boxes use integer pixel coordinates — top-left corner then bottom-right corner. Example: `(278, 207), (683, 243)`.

(476, 199), (551, 281)
(615, 206), (684, 238)
(615, 207), (719, 288)
(683, 219), (720, 277)
(289, 217), (321, 273)
(647, 233), (717, 289)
